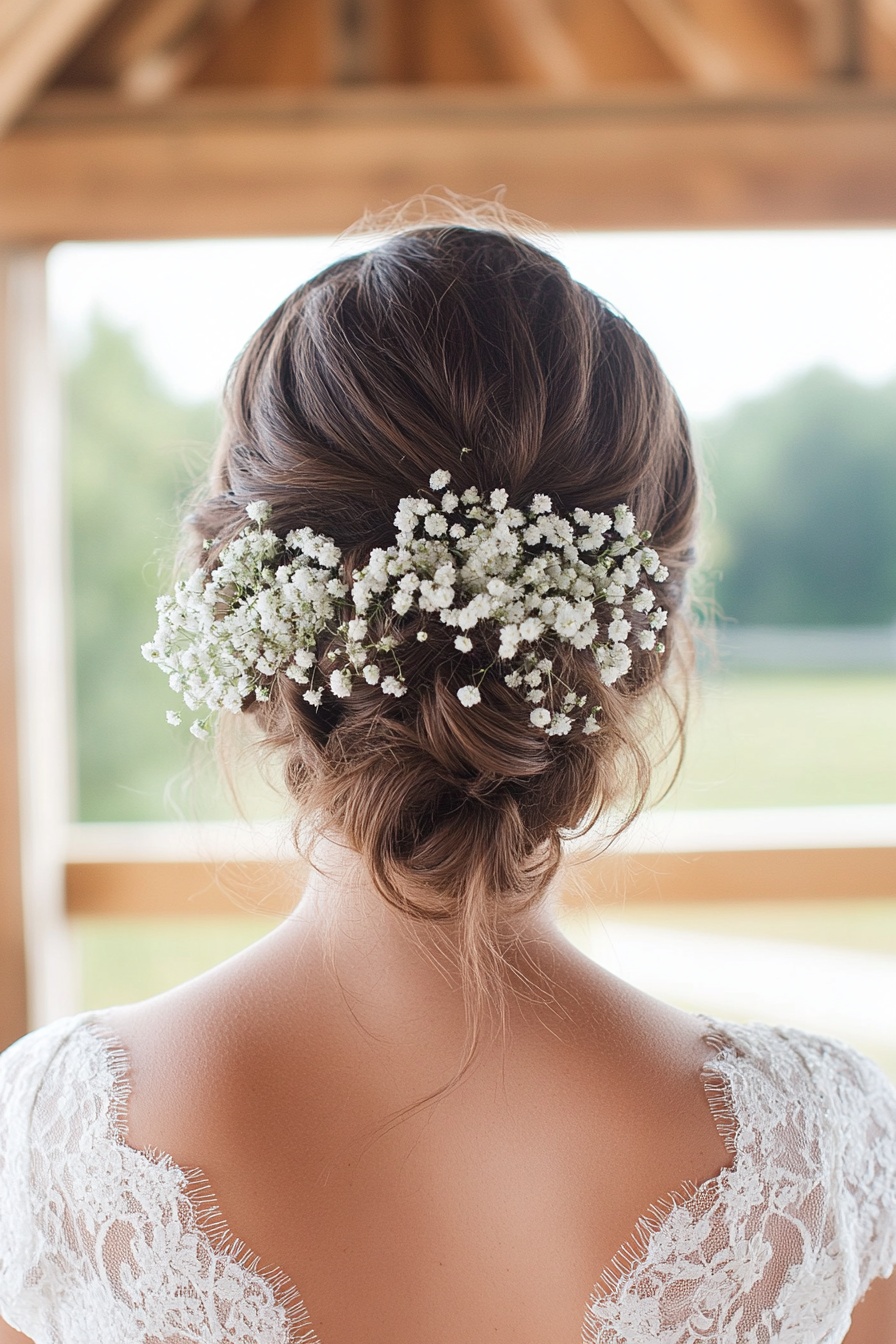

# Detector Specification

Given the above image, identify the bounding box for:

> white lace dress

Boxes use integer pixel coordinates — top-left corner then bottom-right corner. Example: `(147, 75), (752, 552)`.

(1, 1012), (895, 1344)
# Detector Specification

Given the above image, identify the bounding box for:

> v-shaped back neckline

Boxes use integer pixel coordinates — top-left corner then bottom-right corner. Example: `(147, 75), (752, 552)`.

(77, 1010), (743, 1344)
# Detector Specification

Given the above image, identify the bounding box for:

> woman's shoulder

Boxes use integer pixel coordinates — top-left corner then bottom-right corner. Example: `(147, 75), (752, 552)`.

(703, 1016), (896, 1288)
(705, 1014), (896, 1128)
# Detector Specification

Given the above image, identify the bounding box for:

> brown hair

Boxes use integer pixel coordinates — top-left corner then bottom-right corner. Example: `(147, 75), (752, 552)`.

(190, 216), (699, 1061)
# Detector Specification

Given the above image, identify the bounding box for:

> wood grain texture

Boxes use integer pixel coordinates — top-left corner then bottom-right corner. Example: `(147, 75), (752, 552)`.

(0, 251), (28, 1051)
(0, 0), (120, 134)
(1, 86), (895, 241)
(65, 845), (896, 918)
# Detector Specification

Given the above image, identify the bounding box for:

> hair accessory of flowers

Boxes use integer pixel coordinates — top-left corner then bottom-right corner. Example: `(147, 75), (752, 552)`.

(144, 475), (668, 738)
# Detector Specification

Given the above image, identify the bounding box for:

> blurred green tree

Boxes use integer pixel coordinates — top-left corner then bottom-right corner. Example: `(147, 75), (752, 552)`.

(701, 368), (896, 626)
(67, 319), (219, 820)
(66, 327), (896, 821)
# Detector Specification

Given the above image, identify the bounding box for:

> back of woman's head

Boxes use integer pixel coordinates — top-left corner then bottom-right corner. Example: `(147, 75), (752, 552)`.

(188, 220), (699, 1027)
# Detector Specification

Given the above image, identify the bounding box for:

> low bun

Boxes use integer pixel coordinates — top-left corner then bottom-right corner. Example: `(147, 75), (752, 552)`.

(189, 213), (699, 1044)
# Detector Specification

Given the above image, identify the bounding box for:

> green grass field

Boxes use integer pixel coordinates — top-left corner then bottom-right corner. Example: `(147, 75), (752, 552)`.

(661, 672), (896, 810)
(76, 673), (896, 1043)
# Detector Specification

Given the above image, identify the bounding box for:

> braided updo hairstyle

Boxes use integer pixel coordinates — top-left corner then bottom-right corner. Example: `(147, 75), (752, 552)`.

(189, 219), (700, 1047)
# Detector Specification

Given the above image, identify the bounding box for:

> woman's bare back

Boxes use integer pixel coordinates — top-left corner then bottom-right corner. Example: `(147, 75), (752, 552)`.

(107, 906), (733, 1344)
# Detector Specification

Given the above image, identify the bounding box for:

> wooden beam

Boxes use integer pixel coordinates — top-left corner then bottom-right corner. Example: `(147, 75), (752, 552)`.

(111, 0), (262, 104)
(0, 0), (120, 136)
(619, 0), (749, 90)
(0, 251), (28, 1051)
(796, 0), (864, 79)
(2, 85), (896, 240)
(0, 1), (45, 54)
(868, 0), (896, 45)
(65, 843), (896, 918)
(482, 0), (592, 90)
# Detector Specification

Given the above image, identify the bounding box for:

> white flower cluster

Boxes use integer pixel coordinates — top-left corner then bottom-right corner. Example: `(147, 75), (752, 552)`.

(145, 475), (669, 738)
(345, 471), (669, 735)
(142, 501), (346, 738)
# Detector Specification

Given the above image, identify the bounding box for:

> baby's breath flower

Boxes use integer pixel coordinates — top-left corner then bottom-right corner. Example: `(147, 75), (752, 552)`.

(545, 713), (572, 737)
(330, 668), (352, 698)
(190, 720), (209, 739)
(166, 710), (181, 727)
(147, 472), (668, 739)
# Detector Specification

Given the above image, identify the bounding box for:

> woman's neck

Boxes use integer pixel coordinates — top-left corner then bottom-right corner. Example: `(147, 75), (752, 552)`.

(253, 832), (575, 1053)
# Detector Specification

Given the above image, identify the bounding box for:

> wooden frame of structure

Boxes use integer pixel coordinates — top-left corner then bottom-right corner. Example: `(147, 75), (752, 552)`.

(1, 0), (896, 1050)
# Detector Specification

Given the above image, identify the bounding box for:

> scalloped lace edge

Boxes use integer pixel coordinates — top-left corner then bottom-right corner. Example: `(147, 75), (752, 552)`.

(85, 1016), (322, 1344)
(83, 1013), (742, 1344)
(583, 1019), (742, 1325)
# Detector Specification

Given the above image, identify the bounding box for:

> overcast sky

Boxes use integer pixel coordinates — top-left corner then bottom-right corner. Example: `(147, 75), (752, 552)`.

(49, 228), (896, 422)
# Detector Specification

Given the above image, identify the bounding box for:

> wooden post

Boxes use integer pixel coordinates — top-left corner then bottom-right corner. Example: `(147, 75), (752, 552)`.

(0, 250), (28, 1050)
(0, 247), (75, 1049)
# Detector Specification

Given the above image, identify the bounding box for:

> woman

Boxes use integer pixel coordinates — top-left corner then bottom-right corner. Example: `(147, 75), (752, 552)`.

(1, 220), (894, 1344)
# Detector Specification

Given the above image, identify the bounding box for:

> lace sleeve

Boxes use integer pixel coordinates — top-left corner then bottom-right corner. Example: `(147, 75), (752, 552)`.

(820, 1037), (896, 1295)
(0, 1020), (78, 1332)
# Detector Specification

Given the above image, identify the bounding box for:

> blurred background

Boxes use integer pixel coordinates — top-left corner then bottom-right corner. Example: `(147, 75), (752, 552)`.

(0, 0), (893, 1077)
(54, 229), (896, 1074)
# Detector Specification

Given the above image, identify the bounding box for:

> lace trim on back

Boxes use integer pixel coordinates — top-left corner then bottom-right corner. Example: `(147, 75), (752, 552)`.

(85, 1018), (321, 1344)
(4, 1011), (895, 1344)
(586, 1023), (740, 1309)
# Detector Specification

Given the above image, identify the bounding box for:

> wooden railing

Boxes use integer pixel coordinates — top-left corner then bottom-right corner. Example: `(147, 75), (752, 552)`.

(63, 806), (896, 922)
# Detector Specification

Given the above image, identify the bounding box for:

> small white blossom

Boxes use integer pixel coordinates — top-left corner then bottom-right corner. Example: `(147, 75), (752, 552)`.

(146, 469), (668, 737)
(545, 713), (572, 737)
(582, 715), (600, 735)
(530, 707), (551, 727)
(416, 630), (428, 641)
(166, 710), (181, 727)
(330, 667), (352, 698)
(190, 720), (209, 739)
(303, 687), (323, 707)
